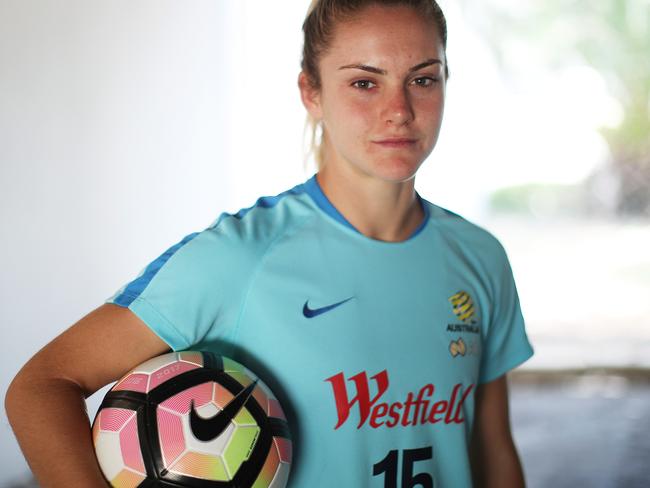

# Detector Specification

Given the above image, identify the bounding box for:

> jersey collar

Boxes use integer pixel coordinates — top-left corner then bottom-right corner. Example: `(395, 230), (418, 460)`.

(303, 174), (430, 240)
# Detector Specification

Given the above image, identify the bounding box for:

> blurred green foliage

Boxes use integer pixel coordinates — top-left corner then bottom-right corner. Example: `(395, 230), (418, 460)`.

(461, 0), (650, 217)
(490, 183), (584, 216)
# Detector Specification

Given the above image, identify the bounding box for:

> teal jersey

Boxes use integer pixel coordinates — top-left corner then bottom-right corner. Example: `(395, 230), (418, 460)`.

(108, 175), (533, 487)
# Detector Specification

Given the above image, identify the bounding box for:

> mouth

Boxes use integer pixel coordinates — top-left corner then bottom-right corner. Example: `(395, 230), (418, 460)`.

(372, 138), (418, 148)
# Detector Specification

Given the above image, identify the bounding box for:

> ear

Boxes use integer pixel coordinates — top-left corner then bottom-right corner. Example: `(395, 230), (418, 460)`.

(298, 71), (323, 120)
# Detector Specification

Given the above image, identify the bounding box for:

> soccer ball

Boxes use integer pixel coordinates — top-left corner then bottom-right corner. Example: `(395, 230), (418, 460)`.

(92, 351), (292, 487)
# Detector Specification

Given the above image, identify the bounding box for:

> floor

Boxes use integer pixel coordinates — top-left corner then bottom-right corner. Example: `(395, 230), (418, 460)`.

(510, 372), (650, 488)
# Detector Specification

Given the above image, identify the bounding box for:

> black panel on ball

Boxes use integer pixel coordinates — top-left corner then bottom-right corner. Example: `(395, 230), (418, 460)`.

(96, 352), (291, 488)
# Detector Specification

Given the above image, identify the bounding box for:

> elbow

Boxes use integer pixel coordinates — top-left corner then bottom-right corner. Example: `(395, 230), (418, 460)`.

(5, 360), (58, 426)
(5, 369), (27, 428)
(5, 362), (38, 421)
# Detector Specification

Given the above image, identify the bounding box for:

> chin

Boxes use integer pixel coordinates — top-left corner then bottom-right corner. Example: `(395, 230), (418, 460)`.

(372, 158), (422, 183)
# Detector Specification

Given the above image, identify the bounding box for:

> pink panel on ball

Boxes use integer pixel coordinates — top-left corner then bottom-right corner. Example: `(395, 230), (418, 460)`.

(159, 382), (213, 414)
(178, 351), (204, 367)
(274, 437), (292, 464)
(113, 373), (150, 393)
(119, 415), (146, 474)
(267, 398), (286, 420)
(157, 408), (185, 468)
(149, 361), (201, 391)
(213, 383), (234, 409)
(252, 386), (269, 414)
(99, 408), (136, 432)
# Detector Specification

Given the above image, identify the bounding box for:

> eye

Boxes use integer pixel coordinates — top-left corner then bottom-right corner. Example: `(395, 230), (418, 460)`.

(351, 79), (377, 90)
(411, 77), (439, 87)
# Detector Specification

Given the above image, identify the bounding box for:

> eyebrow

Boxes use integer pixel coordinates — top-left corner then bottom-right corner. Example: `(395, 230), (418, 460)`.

(338, 58), (442, 75)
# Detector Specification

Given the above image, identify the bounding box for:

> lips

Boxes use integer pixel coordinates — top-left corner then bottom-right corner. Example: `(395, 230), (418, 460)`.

(372, 137), (417, 148)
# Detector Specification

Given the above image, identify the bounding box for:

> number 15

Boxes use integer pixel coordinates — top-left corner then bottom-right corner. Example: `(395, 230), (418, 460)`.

(372, 446), (434, 488)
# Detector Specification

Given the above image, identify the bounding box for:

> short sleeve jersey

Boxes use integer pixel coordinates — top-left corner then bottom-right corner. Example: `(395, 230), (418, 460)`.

(108, 175), (533, 487)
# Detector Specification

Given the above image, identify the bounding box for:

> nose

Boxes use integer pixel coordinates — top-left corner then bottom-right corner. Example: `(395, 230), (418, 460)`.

(382, 86), (414, 126)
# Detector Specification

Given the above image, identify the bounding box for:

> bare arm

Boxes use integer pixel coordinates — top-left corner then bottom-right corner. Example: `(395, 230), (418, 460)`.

(5, 304), (170, 487)
(470, 375), (526, 488)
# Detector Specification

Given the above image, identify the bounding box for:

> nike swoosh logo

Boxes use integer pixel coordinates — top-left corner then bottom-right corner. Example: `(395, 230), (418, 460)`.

(303, 297), (354, 318)
(189, 379), (258, 442)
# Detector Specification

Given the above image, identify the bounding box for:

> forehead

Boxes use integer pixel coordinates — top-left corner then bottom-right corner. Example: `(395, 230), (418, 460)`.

(324, 5), (444, 68)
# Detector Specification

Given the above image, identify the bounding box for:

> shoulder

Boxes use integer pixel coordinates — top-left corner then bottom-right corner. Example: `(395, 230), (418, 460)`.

(420, 199), (516, 296)
(188, 182), (317, 260)
(423, 200), (507, 261)
(109, 182), (319, 311)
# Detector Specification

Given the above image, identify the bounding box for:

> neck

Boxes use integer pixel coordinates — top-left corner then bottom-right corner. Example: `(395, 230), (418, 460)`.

(316, 169), (424, 242)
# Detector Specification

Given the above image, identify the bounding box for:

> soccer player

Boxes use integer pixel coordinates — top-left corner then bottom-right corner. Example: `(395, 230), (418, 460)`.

(6, 1), (533, 486)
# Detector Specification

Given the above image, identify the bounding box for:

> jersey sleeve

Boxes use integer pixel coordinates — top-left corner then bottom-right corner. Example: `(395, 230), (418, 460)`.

(106, 226), (253, 351)
(478, 243), (534, 384)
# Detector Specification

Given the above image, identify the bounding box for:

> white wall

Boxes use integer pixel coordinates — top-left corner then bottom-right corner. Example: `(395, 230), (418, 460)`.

(0, 1), (310, 483)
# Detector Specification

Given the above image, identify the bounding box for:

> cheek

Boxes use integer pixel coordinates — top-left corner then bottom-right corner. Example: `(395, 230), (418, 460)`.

(418, 96), (445, 130)
(415, 88), (444, 111)
(325, 96), (375, 135)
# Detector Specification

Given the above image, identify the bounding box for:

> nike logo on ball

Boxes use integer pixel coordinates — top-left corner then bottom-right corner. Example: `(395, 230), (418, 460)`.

(189, 379), (258, 442)
(303, 297), (354, 318)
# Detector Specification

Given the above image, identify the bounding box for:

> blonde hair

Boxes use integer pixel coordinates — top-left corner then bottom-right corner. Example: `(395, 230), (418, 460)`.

(301, 0), (449, 169)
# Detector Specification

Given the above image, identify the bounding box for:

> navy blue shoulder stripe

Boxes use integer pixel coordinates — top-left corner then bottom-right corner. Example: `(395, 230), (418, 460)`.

(207, 183), (306, 229)
(112, 232), (200, 307)
(233, 185), (305, 220)
(112, 183), (307, 308)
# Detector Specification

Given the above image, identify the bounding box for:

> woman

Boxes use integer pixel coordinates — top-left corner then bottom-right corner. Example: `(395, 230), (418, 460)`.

(6, 1), (533, 486)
